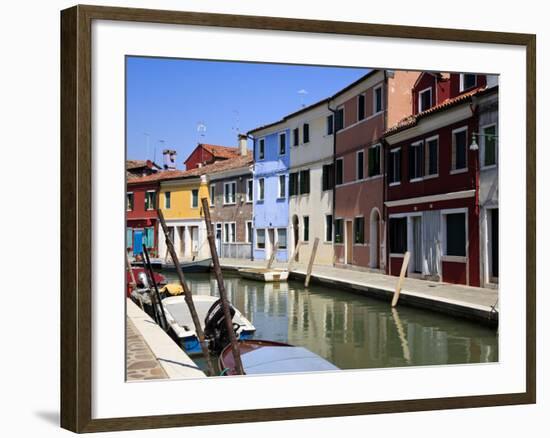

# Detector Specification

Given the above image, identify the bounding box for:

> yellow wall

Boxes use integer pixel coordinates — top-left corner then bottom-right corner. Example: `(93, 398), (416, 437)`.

(159, 178), (210, 220)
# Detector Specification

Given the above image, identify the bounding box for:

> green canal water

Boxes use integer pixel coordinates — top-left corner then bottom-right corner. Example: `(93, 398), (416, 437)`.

(162, 271), (498, 370)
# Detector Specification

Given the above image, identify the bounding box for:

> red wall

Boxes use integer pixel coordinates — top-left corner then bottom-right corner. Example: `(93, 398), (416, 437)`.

(184, 146), (215, 170)
(126, 181), (159, 255)
(386, 116), (477, 202)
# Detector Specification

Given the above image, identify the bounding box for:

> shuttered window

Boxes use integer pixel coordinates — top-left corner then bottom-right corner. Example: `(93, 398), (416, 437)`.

(334, 219), (344, 244)
(426, 138), (439, 176)
(335, 108), (344, 131)
(303, 123), (310, 143)
(453, 129), (467, 170)
(409, 141), (424, 180)
(354, 217), (365, 244)
(322, 164), (334, 190)
(289, 172), (299, 196)
(356, 150), (365, 180)
(389, 149), (401, 184)
(357, 94), (365, 121)
(389, 217), (407, 254)
(368, 144), (381, 177)
(299, 169), (310, 195)
(293, 128), (299, 146)
(336, 158), (344, 185)
(303, 216), (310, 242)
(446, 213), (466, 256)
(327, 114), (334, 135)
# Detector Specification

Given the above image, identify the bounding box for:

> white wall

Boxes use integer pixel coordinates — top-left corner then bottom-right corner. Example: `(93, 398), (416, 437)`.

(1, 1), (547, 438)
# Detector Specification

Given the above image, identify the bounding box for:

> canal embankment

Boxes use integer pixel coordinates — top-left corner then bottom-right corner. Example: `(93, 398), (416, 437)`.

(219, 259), (498, 327)
(126, 299), (206, 380)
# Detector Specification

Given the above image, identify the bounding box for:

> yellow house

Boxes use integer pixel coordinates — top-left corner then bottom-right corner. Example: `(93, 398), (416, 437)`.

(157, 175), (211, 259)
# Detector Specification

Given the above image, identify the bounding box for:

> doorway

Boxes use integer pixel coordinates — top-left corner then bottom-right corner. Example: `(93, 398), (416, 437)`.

(345, 220), (353, 264)
(412, 216), (422, 274)
(292, 215), (299, 261)
(370, 209), (380, 268)
(489, 208), (499, 281)
(268, 228), (275, 260)
(132, 229), (143, 256)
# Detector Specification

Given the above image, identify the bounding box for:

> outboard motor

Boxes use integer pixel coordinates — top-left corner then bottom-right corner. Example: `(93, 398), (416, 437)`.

(204, 298), (239, 356)
(137, 271), (150, 289)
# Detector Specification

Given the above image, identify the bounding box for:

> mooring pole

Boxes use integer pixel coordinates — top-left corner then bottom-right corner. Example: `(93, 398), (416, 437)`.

(157, 209), (216, 376)
(266, 241), (279, 270)
(201, 198), (245, 375)
(392, 251), (410, 307)
(287, 240), (302, 272)
(142, 244), (168, 330)
(304, 237), (320, 288)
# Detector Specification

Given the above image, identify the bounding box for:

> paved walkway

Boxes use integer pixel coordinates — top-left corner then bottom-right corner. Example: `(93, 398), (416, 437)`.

(219, 258), (499, 325)
(126, 318), (168, 381)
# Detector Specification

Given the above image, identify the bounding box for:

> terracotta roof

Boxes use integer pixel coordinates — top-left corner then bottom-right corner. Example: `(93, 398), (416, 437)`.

(126, 159), (161, 170)
(128, 151), (253, 185)
(184, 144), (241, 163)
(384, 87), (488, 137)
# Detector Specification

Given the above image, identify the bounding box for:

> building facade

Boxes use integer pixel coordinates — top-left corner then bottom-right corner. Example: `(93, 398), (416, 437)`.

(383, 73), (491, 287)
(126, 179), (159, 257)
(331, 70), (420, 270)
(287, 100), (335, 265)
(208, 135), (254, 259)
(248, 123), (291, 262)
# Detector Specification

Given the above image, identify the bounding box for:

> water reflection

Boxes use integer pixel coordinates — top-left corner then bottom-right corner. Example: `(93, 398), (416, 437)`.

(164, 272), (498, 370)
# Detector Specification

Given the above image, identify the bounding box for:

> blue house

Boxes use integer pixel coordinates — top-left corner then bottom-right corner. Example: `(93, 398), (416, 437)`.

(248, 123), (290, 262)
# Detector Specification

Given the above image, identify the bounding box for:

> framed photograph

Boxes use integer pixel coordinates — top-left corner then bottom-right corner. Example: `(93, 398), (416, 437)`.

(60, 4), (536, 433)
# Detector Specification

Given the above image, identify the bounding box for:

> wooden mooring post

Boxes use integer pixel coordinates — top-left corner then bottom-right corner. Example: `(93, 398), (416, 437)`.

(287, 240), (302, 272)
(266, 241), (279, 269)
(142, 244), (168, 330)
(391, 251), (410, 307)
(157, 209), (216, 376)
(201, 198), (245, 375)
(304, 237), (320, 288)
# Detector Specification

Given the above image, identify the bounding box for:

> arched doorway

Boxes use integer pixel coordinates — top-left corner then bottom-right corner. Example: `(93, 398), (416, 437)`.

(292, 215), (299, 262)
(370, 208), (380, 268)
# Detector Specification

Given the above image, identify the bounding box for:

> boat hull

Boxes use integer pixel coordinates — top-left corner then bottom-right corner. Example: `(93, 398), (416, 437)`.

(162, 258), (212, 273)
(238, 268), (289, 282)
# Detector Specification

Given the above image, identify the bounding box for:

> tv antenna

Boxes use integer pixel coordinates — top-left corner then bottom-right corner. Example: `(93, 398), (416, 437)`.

(298, 89), (308, 108)
(197, 121), (207, 143)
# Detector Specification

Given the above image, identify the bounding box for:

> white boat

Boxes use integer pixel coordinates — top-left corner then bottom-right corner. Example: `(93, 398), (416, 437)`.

(162, 295), (255, 355)
(237, 268), (289, 282)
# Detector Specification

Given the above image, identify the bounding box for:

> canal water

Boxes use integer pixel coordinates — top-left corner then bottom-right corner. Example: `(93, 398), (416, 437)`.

(162, 271), (498, 370)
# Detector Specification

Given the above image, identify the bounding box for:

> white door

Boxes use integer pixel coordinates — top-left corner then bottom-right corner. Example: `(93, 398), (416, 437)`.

(191, 227), (199, 254)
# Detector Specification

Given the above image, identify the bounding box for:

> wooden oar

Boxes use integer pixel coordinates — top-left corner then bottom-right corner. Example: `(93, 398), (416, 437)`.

(157, 209), (216, 376)
(201, 198), (245, 375)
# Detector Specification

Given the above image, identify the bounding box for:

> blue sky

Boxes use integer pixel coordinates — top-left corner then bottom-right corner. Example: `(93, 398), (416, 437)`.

(126, 57), (369, 165)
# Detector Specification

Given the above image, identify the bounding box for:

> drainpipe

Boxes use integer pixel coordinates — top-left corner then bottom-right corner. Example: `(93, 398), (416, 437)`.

(327, 102), (337, 266)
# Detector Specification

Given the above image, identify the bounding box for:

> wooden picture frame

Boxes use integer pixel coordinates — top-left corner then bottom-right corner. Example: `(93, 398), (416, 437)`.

(60, 4), (536, 433)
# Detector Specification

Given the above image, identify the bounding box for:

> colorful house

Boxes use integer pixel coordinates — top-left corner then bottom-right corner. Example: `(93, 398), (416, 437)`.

(208, 135), (254, 259)
(184, 143), (242, 170)
(157, 172), (212, 261)
(248, 122), (291, 262)
(383, 72), (494, 286)
(126, 178), (159, 257)
(330, 70), (420, 270)
(287, 99), (335, 265)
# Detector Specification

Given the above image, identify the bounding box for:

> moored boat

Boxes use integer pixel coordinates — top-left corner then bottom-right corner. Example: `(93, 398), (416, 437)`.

(162, 295), (255, 355)
(219, 340), (339, 375)
(162, 258), (212, 273)
(237, 268), (289, 282)
(126, 267), (167, 297)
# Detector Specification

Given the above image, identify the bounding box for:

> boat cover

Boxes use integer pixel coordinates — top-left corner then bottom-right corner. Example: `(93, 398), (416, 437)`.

(160, 283), (184, 296)
(240, 346), (339, 374)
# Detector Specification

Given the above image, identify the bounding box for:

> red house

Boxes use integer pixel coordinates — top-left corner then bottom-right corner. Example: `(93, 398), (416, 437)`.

(126, 178), (160, 257)
(383, 72), (493, 287)
(184, 143), (241, 170)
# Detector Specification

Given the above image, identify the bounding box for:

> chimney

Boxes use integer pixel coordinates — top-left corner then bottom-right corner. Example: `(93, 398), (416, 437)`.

(163, 149), (177, 170)
(238, 134), (248, 157)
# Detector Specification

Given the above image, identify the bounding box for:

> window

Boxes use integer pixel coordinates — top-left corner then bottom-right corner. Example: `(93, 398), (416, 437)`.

(299, 169), (310, 195)
(452, 128), (468, 170)
(279, 133), (286, 155)
(293, 128), (299, 146)
(334, 219), (344, 244)
(126, 228), (132, 248)
(482, 125), (497, 167)
(368, 144), (381, 177)
(145, 191), (156, 210)
(191, 189), (198, 208)
(144, 227), (155, 248)
(336, 158), (344, 185)
(322, 163), (334, 190)
(326, 114), (334, 135)
(126, 192), (134, 211)
(246, 221), (253, 243)
(445, 213), (466, 256)
(246, 179), (253, 202)
(356, 150), (365, 180)
(289, 172), (299, 196)
(357, 94), (365, 121)
(389, 148), (401, 184)
(335, 107), (344, 131)
(325, 215), (333, 242)
(258, 178), (265, 201)
(224, 223), (236, 243)
(419, 88), (432, 112)
(303, 216), (310, 242)
(209, 185), (215, 206)
(389, 217), (407, 254)
(164, 191), (171, 209)
(258, 138), (265, 160)
(303, 123), (310, 143)
(426, 137), (439, 176)
(354, 217), (365, 244)
(373, 85), (383, 113)
(278, 174), (286, 198)
(256, 229), (266, 249)
(224, 181), (236, 204)
(409, 141), (424, 180)
(460, 73), (477, 91)
(277, 228), (287, 249)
